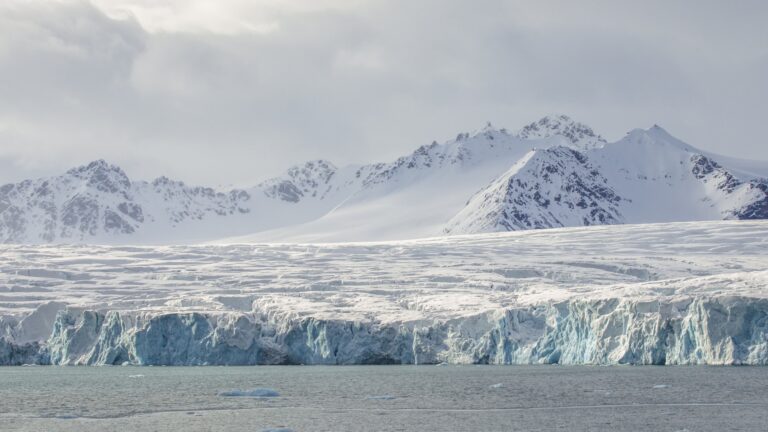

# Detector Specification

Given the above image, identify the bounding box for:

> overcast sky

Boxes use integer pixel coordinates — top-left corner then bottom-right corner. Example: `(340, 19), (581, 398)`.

(1, 0), (766, 186)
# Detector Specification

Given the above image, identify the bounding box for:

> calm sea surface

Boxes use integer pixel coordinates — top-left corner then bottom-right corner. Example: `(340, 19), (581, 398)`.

(1, 366), (766, 431)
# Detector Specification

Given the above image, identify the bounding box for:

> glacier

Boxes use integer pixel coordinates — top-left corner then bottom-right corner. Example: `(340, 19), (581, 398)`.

(0, 220), (767, 365)
(35, 296), (768, 366)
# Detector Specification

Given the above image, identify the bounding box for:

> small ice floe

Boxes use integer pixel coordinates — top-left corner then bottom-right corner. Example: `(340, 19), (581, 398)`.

(261, 428), (294, 432)
(489, 383), (504, 389)
(435, 362), (449, 367)
(365, 395), (396, 400)
(219, 388), (280, 398)
(53, 414), (80, 420)
(128, 374), (145, 378)
(652, 384), (669, 389)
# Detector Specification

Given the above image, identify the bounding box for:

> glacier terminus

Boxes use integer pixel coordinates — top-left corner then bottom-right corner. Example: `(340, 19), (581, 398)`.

(1, 220), (767, 366)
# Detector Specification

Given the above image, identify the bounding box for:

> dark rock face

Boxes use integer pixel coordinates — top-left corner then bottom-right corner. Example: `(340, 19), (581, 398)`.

(104, 209), (135, 234)
(261, 160), (337, 202)
(500, 148), (623, 230)
(690, 154), (741, 193)
(117, 202), (144, 222)
(265, 180), (303, 203)
(61, 195), (100, 237)
(736, 181), (768, 219)
(689, 155), (768, 220)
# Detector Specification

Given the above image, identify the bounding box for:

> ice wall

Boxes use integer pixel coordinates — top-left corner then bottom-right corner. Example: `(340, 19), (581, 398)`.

(2, 296), (767, 365)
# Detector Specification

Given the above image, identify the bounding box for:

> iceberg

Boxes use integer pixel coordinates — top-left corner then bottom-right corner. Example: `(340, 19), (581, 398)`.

(219, 388), (280, 397)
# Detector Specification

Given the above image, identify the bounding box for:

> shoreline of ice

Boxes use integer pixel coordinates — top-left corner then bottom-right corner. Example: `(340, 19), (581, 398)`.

(2, 294), (767, 366)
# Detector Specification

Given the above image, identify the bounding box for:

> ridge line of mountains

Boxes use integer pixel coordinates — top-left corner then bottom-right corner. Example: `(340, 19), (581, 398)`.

(1, 114), (766, 244)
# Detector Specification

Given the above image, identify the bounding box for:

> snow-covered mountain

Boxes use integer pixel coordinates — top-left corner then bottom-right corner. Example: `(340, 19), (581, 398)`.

(1, 115), (766, 243)
(589, 126), (768, 223)
(444, 126), (768, 235)
(445, 146), (625, 234)
(0, 160), (251, 243)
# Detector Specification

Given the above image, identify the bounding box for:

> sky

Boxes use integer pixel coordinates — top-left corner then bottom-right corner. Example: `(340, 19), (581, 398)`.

(0, 0), (766, 187)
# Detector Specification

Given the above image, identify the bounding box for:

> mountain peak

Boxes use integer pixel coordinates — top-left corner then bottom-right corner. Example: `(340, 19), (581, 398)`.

(445, 143), (623, 234)
(518, 114), (606, 150)
(67, 159), (119, 174)
(449, 122), (511, 146)
(619, 125), (694, 153)
(66, 159), (131, 193)
(259, 159), (339, 203)
(469, 121), (509, 138)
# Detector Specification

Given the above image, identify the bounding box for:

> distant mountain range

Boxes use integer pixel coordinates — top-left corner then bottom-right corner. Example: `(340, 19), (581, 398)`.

(1, 115), (766, 243)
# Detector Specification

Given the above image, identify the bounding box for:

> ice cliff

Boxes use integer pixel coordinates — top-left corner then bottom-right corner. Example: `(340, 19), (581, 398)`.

(0, 296), (763, 366)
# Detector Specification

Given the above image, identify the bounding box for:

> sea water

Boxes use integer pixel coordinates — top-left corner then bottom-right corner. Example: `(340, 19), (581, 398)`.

(1, 366), (766, 431)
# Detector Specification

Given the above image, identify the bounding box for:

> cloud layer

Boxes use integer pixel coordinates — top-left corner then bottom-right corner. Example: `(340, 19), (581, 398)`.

(1, 0), (766, 186)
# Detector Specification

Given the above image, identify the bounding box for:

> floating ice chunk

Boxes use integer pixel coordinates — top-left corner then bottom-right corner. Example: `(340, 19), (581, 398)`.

(489, 383), (503, 389)
(219, 388), (280, 398)
(652, 384), (669, 389)
(365, 395), (396, 400)
(128, 374), (144, 378)
(261, 429), (294, 432)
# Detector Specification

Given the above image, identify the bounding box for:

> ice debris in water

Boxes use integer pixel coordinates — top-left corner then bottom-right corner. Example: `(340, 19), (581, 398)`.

(652, 384), (669, 389)
(219, 388), (280, 397)
(366, 395), (396, 400)
(261, 429), (294, 432)
(128, 374), (145, 378)
(489, 383), (504, 389)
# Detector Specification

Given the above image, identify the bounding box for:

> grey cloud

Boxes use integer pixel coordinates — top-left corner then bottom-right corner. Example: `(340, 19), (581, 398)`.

(0, 0), (766, 187)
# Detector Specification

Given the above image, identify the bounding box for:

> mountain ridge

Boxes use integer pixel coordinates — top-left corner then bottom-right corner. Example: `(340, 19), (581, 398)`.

(1, 115), (766, 243)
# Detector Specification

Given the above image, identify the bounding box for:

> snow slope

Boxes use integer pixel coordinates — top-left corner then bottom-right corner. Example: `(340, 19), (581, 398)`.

(241, 125), (553, 242)
(1, 220), (767, 365)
